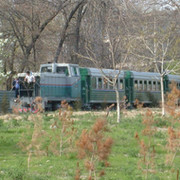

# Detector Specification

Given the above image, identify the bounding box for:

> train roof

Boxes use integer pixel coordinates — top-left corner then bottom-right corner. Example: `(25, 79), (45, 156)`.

(17, 72), (40, 77)
(168, 74), (180, 82)
(82, 66), (161, 80)
(40, 63), (79, 67)
(84, 66), (180, 82)
(131, 71), (161, 80)
(85, 67), (124, 77)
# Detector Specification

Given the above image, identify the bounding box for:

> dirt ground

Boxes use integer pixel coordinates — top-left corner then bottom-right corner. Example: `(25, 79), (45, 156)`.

(0, 108), (163, 121)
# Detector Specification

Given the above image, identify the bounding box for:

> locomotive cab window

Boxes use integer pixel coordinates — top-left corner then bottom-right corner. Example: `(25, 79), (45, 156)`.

(56, 66), (69, 76)
(41, 66), (52, 73)
(71, 67), (79, 76)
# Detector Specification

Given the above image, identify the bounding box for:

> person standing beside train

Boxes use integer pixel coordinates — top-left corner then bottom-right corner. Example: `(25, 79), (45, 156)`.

(12, 77), (20, 98)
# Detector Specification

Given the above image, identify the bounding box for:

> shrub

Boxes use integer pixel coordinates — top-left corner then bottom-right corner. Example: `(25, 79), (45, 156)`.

(48, 100), (76, 156)
(76, 118), (113, 180)
(135, 109), (157, 179)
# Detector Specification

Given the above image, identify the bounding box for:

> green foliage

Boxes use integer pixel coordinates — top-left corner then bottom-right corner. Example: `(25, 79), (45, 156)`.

(11, 119), (20, 127)
(42, 114), (52, 122)
(0, 159), (27, 180)
(154, 115), (170, 127)
(6, 168), (26, 180)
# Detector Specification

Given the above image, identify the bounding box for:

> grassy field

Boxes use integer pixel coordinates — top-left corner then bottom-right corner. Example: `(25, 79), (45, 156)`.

(0, 109), (179, 180)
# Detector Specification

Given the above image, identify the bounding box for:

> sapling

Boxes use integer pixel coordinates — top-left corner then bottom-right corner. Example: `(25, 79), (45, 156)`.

(135, 109), (157, 179)
(76, 118), (113, 180)
(165, 83), (180, 180)
(18, 114), (47, 169)
(48, 100), (76, 156)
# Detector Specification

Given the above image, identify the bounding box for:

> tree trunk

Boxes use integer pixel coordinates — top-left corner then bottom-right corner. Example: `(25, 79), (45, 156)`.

(115, 87), (121, 123)
(160, 75), (165, 116)
(73, 5), (85, 64)
(54, 0), (86, 63)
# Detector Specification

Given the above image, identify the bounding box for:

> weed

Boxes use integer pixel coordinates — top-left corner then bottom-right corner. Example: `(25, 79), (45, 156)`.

(165, 83), (180, 180)
(48, 101), (76, 156)
(76, 118), (113, 180)
(72, 99), (82, 111)
(134, 99), (144, 109)
(18, 114), (48, 169)
(33, 97), (44, 113)
(154, 116), (170, 127)
(165, 82), (180, 125)
(135, 109), (157, 179)
(106, 104), (115, 117)
(12, 119), (20, 127)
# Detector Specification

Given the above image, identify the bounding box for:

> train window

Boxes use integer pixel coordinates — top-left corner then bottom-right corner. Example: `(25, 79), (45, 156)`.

(139, 81), (143, 91)
(144, 81), (147, 91)
(98, 78), (102, 89)
(74, 67), (78, 76)
(92, 77), (96, 89)
(56, 66), (69, 76)
(134, 80), (138, 90)
(41, 66), (52, 73)
(103, 78), (108, 89)
(157, 82), (161, 91)
(152, 81), (156, 91)
(148, 81), (152, 91)
(119, 79), (123, 89)
(71, 67), (79, 76)
(115, 79), (118, 89)
(109, 79), (113, 89)
(176, 82), (179, 88)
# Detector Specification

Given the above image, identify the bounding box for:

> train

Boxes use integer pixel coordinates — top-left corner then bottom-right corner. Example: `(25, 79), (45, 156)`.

(10, 63), (180, 110)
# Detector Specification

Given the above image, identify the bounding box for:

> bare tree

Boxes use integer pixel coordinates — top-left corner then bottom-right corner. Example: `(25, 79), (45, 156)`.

(77, 0), (133, 123)
(0, 0), (70, 72)
(131, 0), (180, 116)
(53, 0), (87, 63)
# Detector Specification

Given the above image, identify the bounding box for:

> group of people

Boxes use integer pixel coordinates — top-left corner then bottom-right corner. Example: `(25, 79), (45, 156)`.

(13, 71), (35, 99)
